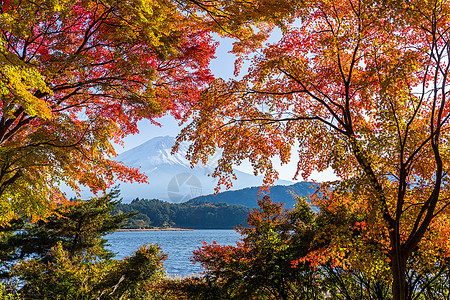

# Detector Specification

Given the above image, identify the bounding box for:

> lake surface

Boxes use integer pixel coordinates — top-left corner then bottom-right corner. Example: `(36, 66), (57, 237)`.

(106, 230), (240, 277)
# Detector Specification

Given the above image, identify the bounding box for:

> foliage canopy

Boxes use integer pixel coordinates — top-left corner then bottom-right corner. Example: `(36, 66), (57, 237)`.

(176, 0), (450, 298)
(0, 0), (216, 225)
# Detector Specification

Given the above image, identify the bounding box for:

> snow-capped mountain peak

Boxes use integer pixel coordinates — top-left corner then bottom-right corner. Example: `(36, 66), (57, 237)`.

(115, 136), (192, 170)
(111, 136), (292, 202)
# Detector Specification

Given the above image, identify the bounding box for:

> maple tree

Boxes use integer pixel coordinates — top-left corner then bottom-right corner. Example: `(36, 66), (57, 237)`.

(176, 0), (450, 298)
(0, 0), (217, 225)
(303, 183), (393, 299)
(193, 196), (321, 299)
(192, 194), (450, 299)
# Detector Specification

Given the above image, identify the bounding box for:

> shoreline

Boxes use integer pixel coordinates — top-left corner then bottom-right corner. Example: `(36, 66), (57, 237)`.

(117, 228), (195, 231)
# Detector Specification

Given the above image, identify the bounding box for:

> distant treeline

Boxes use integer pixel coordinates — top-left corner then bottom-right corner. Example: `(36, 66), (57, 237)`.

(113, 199), (250, 229)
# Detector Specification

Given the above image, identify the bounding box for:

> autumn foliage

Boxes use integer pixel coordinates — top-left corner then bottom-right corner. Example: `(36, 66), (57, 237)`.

(177, 0), (450, 298)
(0, 0), (216, 225)
(4, 0), (450, 298)
(192, 196), (321, 299)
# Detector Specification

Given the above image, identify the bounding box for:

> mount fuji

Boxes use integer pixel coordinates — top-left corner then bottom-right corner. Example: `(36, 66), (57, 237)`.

(111, 136), (293, 202)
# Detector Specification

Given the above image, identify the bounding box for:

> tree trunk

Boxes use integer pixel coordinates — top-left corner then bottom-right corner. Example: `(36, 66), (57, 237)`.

(391, 247), (408, 300)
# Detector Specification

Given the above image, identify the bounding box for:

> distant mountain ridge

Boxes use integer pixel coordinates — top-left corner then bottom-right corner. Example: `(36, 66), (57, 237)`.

(188, 181), (317, 209)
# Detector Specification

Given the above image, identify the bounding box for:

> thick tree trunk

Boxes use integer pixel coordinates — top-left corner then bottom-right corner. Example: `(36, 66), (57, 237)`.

(391, 247), (408, 300)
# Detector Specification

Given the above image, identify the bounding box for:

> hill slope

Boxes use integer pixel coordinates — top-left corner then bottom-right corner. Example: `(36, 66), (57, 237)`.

(114, 199), (251, 229)
(188, 181), (316, 209)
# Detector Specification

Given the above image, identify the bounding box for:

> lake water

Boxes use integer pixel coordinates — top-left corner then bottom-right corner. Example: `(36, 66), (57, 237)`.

(106, 230), (240, 277)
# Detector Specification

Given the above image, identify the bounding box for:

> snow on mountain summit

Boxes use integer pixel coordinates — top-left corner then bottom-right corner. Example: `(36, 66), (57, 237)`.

(115, 136), (192, 170)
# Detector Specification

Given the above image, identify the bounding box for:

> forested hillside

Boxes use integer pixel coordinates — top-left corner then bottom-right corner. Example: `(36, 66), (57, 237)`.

(114, 199), (250, 229)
